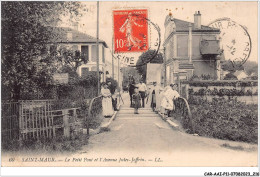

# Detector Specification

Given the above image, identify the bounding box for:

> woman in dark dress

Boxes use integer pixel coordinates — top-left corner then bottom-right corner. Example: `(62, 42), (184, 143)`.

(132, 88), (141, 114)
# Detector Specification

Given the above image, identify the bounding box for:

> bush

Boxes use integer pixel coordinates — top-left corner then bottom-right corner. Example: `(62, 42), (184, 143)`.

(224, 73), (238, 80)
(188, 88), (256, 97)
(2, 133), (88, 152)
(190, 75), (200, 81)
(183, 80), (258, 87)
(188, 96), (258, 143)
(190, 74), (215, 81)
(56, 73), (99, 103)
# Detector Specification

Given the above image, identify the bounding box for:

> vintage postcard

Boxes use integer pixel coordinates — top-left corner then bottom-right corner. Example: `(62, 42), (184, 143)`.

(1, 0), (259, 174)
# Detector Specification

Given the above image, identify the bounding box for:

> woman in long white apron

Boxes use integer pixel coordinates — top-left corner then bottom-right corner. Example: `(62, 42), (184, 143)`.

(155, 84), (164, 112)
(160, 86), (172, 115)
(101, 83), (114, 117)
(160, 84), (180, 117)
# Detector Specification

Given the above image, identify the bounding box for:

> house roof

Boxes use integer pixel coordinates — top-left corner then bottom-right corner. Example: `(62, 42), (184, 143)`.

(47, 27), (108, 48)
(233, 70), (248, 77)
(250, 72), (258, 77)
(173, 18), (220, 32)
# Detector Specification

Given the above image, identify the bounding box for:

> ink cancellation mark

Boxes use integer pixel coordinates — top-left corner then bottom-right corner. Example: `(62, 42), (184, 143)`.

(208, 18), (251, 65)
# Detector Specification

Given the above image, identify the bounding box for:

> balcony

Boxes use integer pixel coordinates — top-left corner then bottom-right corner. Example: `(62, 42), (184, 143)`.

(200, 40), (221, 55)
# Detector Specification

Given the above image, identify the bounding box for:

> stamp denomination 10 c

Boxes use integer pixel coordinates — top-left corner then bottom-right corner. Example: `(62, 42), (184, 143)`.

(113, 9), (149, 53)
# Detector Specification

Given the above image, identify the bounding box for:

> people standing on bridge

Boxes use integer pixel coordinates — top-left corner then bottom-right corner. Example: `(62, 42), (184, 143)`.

(132, 87), (141, 114)
(155, 83), (164, 112)
(171, 83), (180, 112)
(137, 80), (147, 108)
(160, 84), (180, 118)
(101, 82), (114, 117)
(107, 80), (119, 111)
(147, 82), (157, 111)
(160, 86), (171, 116)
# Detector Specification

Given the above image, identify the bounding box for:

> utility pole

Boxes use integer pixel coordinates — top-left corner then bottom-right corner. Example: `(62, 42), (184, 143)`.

(96, 1), (100, 95)
(112, 37), (114, 79)
(118, 56), (120, 104)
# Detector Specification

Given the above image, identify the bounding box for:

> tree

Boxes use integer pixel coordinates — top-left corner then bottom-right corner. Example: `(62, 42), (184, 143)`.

(56, 47), (88, 72)
(121, 67), (141, 88)
(1, 2), (83, 100)
(223, 73), (238, 80)
(243, 61), (258, 76)
(221, 60), (244, 72)
(135, 50), (163, 82)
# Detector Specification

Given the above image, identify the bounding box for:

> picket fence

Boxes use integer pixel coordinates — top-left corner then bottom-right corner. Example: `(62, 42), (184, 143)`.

(1, 98), (100, 142)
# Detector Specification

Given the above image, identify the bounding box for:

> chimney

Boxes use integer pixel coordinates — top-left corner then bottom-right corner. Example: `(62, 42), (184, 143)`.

(72, 22), (79, 31)
(194, 11), (201, 29)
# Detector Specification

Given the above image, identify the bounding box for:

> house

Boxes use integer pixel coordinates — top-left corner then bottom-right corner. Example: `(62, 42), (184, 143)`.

(233, 70), (248, 80)
(47, 26), (108, 82)
(246, 72), (258, 80)
(163, 11), (222, 84)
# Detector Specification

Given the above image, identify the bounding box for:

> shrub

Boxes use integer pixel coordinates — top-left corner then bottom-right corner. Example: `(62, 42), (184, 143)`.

(56, 73), (99, 106)
(190, 75), (200, 81)
(188, 97), (258, 143)
(183, 80), (258, 87)
(189, 88), (256, 97)
(2, 133), (88, 152)
(224, 73), (238, 80)
(190, 74), (215, 81)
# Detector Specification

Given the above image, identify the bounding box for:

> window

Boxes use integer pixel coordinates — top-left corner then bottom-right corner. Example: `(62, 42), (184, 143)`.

(177, 35), (188, 57)
(192, 36), (201, 56)
(165, 37), (174, 60)
(81, 46), (89, 63)
(91, 45), (97, 62)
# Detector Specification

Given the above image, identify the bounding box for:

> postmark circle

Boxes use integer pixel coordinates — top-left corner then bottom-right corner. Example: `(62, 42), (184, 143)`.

(208, 18), (251, 65)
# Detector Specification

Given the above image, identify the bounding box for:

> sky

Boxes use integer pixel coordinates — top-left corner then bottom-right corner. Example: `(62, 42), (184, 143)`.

(62, 1), (258, 66)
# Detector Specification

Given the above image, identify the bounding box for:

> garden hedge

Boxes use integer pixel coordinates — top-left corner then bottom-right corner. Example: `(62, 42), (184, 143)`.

(182, 80), (258, 87)
(188, 96), (258, 143)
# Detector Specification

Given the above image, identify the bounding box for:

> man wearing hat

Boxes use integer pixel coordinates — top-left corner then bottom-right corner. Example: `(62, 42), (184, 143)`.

(137, 80), (147, 108)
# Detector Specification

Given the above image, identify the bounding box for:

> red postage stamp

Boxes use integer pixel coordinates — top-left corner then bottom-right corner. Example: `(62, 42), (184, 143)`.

(113, 9), (148, 53)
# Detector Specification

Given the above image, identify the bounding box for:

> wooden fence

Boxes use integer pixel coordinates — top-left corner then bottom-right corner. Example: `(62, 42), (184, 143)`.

(20, 100), (53, 139)
(2, 99), (94, 142)
(1, 101), (20, 141)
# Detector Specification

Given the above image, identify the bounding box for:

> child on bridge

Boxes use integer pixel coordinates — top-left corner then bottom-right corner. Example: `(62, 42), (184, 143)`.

(132, 88), (141, 114)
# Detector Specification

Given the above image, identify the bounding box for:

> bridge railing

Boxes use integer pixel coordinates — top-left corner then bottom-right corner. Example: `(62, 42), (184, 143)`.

(83, 95), (103, 135)
(173, 97), (194, 133)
